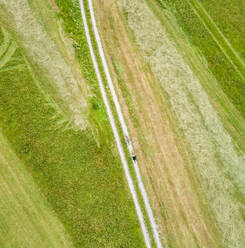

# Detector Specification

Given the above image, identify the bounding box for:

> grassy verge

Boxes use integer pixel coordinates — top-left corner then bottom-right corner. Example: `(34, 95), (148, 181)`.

(0, 0), (146, 247)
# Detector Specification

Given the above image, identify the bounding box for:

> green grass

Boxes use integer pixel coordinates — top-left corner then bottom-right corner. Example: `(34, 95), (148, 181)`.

(155, 0), (245, 119)
(118, 0), (245, 247)
(0, 131), (74, 248)
(55, 0), (111, 135)
(0, 0), (146, 247)
(198, 0), (245, 59)
(71, 1), (157, 245)
(0, 27), (3, 43)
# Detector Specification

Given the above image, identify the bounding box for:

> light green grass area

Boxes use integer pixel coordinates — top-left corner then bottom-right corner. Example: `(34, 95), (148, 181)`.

(118, 0), (245, 247)
(155, 0), (245, 119)
(0, 131), (74, 248)
(0, 0), (146, 247)
(54, 0), (108, 134)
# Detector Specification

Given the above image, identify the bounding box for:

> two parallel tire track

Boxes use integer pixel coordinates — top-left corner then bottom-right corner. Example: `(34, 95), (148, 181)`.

(79, 0), (162, 247)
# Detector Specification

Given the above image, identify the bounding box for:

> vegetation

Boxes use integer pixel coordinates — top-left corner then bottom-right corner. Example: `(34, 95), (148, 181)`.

(0, 0), (146, 247)
(198, 0), (245, 58)
(0, 0), (88, 130)
(155, 0), (245, 119)
(118, 0), (245, 247)
(0, 131), (73, 248)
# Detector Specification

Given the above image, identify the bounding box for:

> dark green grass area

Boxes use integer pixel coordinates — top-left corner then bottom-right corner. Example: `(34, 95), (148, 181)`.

(156, 0), (245, 118)
(0, 49), (145, 248)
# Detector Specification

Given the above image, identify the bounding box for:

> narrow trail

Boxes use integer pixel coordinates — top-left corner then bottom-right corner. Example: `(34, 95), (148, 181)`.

(79, 1), (152, 247)
(86, 1), (163, 247)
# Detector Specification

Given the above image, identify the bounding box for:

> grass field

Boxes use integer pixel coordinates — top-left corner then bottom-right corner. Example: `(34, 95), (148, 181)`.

(198, 0), (245, 59)
(155, 0), (245, 120)
(0, 0), (146, 247)
(0, 0), (88, 130)
(94, 0), (245, 247)
(0, 0), (244, 247)
(0, 131), (73, 248)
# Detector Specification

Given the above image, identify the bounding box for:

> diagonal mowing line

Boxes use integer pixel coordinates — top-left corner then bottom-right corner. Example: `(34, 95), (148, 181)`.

(0, 153), (59, 247)
(86, 0), (163, 247)
(194, 0), (245, 68)
(79, 1), (152, 247)
(187, 0), (245, 81)
(0, 41), (17, 69)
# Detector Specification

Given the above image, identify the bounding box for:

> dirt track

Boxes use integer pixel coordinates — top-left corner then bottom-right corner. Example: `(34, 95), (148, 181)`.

(79, 1), (162, 247)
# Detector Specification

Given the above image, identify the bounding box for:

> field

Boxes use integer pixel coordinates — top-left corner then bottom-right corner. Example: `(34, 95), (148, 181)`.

(0, 0), (89, 130)
(0, 0), (146, 247)
(93, 0), (245, 247)
(0, 131), (73, 247)
(0, 0), (244, 247)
